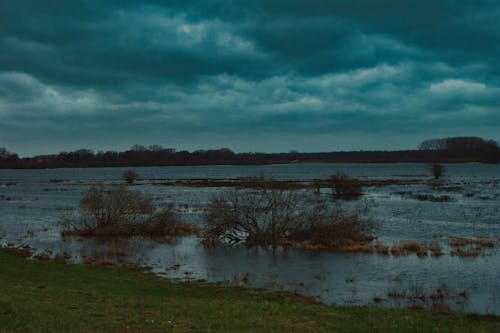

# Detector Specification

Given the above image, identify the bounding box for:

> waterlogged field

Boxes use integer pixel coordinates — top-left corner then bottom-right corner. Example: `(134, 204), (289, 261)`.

(1, 163), (500, 314)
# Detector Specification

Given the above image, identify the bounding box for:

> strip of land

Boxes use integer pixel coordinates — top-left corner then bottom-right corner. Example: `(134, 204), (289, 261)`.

(0, 248), (499, 332)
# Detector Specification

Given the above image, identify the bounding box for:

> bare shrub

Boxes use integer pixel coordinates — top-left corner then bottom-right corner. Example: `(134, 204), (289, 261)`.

(79, 185), (154, 229)
(123, 170), (138, 184)
(429, 163), (445, 180)
(62, 185), (199, 239)
(329, 172), (362, 200)
(201, 188), (373, 250)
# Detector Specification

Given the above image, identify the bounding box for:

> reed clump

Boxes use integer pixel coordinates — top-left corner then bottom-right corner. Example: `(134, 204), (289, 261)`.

(449, 236), (496, 257)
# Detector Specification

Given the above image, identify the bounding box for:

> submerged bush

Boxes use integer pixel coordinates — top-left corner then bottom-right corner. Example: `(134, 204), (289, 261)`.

(429, 163), (445, 180)
(412, 194), (453, 202)
(62, 185), (199, 239)
(201, 188), (372, 250)
(79, 185), (154, 228)
(329, 172), (362, 199)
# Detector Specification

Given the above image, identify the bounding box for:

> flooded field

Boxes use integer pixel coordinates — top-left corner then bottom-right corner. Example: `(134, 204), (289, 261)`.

(1, 163), (500, 314)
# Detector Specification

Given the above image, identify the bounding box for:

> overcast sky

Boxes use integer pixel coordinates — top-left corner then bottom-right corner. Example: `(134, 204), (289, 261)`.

(1, 1), (499, 156)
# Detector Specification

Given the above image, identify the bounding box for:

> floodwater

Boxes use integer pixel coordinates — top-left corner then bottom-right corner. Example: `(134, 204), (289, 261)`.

(1, 163), (500, 314)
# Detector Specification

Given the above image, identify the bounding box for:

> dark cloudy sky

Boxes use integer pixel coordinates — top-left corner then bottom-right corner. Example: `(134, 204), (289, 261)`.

(1, 1), (499, 156)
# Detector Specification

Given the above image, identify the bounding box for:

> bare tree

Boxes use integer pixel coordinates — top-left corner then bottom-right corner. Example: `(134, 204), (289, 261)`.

(429, 163), (445, 180)
(0, 147), (18, 160)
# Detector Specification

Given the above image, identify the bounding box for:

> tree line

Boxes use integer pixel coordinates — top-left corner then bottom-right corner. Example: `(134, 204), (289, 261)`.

(1, 137), (499, 169)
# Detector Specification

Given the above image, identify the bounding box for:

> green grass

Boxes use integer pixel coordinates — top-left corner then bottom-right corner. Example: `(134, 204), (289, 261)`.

(0, 249), (499, 332)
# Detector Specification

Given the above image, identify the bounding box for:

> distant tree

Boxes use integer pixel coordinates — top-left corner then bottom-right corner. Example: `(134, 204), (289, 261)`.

(0, 147), (19, 161)
(0, 148), (10, 159)
(418, 139), (447, 150)
(419, 137), (493, 152)
(74, 149), (94, 160)
(0, 147), (10, 159)
(482, 140), (500, 164)
(429, 163), (445, 180)
(165, 148), (176, 154)
(148, 145), (163, 151)
(131, 144), (147, 151)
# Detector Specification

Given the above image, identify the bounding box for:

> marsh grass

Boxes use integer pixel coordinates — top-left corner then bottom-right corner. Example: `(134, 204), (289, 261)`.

(413, 194), (454, 202)
(374, 242), (390, 255)
(391, 241), (428, 257)
(429, 243), (444, 257)
(387, 283), (470, 314)
(449, 236), (496, 257)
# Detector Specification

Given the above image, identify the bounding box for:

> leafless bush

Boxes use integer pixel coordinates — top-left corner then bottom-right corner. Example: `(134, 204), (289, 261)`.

(62, 185), (199, 239)
(79, 185), (154, 228)
(429, 163), (445, 180)
(329, 172), (362, 200)
(201, 188), (372, 250)
(123, 170), (139, 184)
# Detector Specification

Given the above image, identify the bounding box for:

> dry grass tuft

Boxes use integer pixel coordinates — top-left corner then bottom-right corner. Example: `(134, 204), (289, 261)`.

(374, 242), (390, 255)
(429, 243), (443, 257)
(391, 241), (428, 257)
(448, 236), (496, 257)
(450, 246), (482, 257)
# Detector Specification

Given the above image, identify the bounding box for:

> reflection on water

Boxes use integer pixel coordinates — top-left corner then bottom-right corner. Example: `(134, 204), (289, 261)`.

(1, 163), (500, 314)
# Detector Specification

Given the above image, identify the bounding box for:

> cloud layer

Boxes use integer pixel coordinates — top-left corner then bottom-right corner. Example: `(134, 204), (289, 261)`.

(1, 1), (499, 156)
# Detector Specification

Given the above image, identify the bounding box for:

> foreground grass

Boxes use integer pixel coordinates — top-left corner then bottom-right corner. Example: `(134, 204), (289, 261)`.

(1, 249), (499, 333)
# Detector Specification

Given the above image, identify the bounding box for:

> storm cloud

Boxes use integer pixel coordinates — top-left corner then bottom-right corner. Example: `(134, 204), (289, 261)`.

(1, 0), (499, 156)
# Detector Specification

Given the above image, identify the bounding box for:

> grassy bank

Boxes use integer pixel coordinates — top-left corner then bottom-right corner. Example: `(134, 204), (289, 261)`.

(1, 249), (499, 332)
